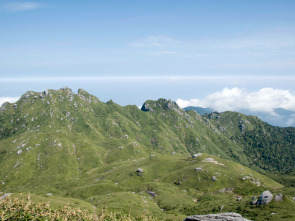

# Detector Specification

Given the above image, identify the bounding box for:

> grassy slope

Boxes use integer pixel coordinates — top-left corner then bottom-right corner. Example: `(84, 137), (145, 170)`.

(204, 111), (295, 173)
(0, 88), (295, 220)
(3, 153), (290, 220)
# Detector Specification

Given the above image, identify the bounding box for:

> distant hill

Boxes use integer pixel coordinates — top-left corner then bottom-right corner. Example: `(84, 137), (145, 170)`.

(184, 106), (295, 127)
(183, 106), (214, 115)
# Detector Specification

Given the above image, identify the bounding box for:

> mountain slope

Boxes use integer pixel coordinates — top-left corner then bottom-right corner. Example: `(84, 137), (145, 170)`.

(0, 88), (295, 220)
(0, 88), (251, 188)
(203, 111), (295, 173)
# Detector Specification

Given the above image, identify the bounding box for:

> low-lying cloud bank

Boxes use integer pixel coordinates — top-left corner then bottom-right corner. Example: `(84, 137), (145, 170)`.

(0, 97), (20, 106)
(177, 87), (295, 115)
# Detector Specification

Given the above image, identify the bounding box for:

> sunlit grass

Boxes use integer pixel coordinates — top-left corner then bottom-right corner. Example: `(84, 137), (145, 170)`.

(0, 194), (157, 221)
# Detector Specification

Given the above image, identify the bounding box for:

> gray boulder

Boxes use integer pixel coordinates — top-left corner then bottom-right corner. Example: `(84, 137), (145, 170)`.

(275, 193), (283, 202)
(0, 193), (13, 199)
(136, 168), (143, 173)
(17, 149), (23, 155)
(146, 191), (157, 198)
(256, 190), (273, 205)
(44, 89), (49, 96)
(184, 212), (251, 221)
(192, 153), (202, 158)
(195, 167), (202, 172)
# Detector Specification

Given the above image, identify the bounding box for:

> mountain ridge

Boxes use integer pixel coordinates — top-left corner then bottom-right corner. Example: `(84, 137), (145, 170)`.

(1, 87), (295, 220)
(184, 106), (295, 128)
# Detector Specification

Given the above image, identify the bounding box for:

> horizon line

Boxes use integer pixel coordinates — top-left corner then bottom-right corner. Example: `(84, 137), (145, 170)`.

(1, 75), (295, 82)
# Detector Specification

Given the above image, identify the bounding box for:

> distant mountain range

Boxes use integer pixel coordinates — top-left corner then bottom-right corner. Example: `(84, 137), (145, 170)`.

(184, 106), (295, 127)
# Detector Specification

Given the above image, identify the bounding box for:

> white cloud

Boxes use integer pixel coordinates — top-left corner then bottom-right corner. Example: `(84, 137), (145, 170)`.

(3, 2), (41, 12)
(177, 87), (295, 114)
(0, 97), (20, 106)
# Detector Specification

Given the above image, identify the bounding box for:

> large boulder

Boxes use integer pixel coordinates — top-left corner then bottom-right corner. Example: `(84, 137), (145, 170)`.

(256, 190), (273, 205)
(184, 212), (250, 221)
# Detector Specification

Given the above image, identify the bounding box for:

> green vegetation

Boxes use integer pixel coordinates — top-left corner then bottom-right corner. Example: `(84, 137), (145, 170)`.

(0, 194), (156, 220)
(204, 111), (295, 173)
(0, 87), (295, 220)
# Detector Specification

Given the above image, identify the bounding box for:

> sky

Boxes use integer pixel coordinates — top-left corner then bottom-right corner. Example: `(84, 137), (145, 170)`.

(1, 0), (295, 114)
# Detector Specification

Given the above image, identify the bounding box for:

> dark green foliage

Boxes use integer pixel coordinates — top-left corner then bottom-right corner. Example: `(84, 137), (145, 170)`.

(204, 111), (295, 173)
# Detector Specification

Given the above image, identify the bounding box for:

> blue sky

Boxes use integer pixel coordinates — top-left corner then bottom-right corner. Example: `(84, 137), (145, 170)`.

(1, 0), (295, 112)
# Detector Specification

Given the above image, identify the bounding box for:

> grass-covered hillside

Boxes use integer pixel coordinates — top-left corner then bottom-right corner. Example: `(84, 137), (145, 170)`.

(204, 111), (295, 173)
(0, 87), (295, 220)
(0, 87), (249, 188)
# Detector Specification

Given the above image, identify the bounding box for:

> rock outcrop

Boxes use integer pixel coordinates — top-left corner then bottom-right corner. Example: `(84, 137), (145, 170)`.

(274, 193), (283, 202)
(256, 190), (273, 205)
(141, 98), (183, 115)
(0, 193), (13, 199)
(192, 153), (202, 158)
(136, 168), (143, 173)
(184, 212), (251, 221)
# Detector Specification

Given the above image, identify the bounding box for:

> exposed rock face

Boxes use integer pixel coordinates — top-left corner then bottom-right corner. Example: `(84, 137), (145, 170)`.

(146, 190), (157, 198)
(192, 153), (202, 158)
(194, 167), (202, 172)
(44, 89), (49, 96)
(141, 102), (154, 112)
(202, 158), (224, 166)
(184, 212), (251, 221)
(141, 98), (183, 114)
(256, 190), (273, 205)
(0, 102), (9, 111)
(0, 193), (13, 199)
(136, 168), (143, 173)
(275, 193), (283, 202)
(17, 150), (23, 155)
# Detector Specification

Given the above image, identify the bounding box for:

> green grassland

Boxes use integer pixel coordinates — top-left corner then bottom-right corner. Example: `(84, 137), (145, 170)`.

(1, 87), (295, 220)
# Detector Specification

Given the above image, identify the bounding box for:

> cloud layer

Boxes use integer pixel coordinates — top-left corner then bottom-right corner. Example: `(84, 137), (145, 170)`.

(3, 2), (41, 12)
(0, 97), (20, 106)
(177, 88), (295, 114)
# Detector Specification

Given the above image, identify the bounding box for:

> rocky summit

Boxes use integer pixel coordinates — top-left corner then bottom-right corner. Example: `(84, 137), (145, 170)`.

(0, 88), (295, 220)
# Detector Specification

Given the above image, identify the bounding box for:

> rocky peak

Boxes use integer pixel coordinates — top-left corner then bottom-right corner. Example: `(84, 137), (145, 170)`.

(141, 98), (183, 114)
(77, 88), (89, 96)
(77, 88), (96, 104)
